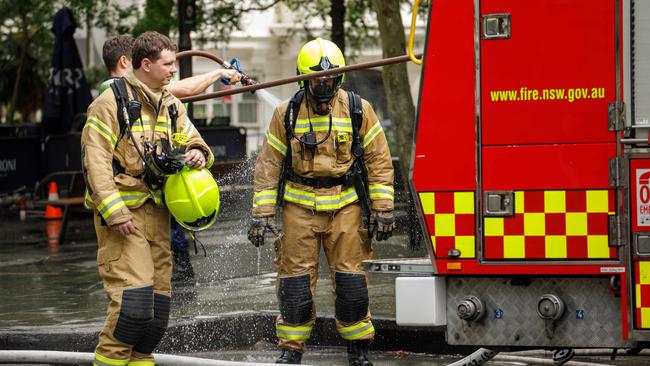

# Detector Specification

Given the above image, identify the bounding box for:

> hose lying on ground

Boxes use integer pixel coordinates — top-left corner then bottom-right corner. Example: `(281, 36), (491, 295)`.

(0, 350), (315, 366)
(445, 348), (619, 366)
(493, 354), (613, 366)
(445, 348), (498, 366)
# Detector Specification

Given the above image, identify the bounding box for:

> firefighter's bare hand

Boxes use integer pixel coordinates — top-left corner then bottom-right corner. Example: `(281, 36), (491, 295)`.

(221, 69), (243, 84)
(248, 216), (275, 247)
(184, 148), (206, 169)
(113, 220), (136, 236)
(373, 211), (396, 241)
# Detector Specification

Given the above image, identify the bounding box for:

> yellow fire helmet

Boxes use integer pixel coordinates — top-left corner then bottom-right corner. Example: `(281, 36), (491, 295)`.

(296, 38), (346, 88)
(163, 166), (220, 231)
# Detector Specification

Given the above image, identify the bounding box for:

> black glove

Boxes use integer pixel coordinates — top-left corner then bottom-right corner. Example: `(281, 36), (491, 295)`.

(373, 211), (396, 241)
(248, 216), (275, 247)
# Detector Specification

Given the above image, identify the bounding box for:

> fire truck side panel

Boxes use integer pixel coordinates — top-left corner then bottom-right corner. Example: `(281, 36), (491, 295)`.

(412, 0), (476, 192)
(480, 0), (616, 146)
(477, 0), (620, 267)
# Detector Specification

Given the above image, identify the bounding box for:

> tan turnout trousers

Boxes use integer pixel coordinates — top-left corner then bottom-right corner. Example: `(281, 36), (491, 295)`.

(275, 202), (375, 352)
(93, 201), (171, 365)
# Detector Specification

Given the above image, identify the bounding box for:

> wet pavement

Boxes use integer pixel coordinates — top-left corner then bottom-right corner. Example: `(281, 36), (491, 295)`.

(0, 189), (421, 328)
(1, 189), (462, 365)
(4, 190), (650, 365)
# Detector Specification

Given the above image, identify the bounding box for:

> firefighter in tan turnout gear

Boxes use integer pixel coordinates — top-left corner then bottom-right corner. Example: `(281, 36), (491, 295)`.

(81, 32), (213, 366)
(248, 38), (396, 365)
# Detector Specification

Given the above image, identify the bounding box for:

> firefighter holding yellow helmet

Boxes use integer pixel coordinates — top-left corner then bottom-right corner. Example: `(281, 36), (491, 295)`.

(81, 32), (218, 365)
(248, 38), (396, 365)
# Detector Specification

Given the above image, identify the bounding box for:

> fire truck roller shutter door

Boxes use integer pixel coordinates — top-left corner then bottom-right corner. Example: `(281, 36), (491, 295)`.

(279, 274), (314, 324)
(335, 272), (369, 323)
(132, 293), (171, 354)
(113, 286), (154, 345)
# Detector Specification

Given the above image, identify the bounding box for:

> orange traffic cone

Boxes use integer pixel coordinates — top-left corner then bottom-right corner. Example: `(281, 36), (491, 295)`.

(45, 181), (62, 220)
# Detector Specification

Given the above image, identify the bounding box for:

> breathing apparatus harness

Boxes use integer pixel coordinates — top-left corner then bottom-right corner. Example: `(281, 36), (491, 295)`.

(277, 89), (372, 226)
(111, 77), (208, 255)
(110, 78), (185, 191)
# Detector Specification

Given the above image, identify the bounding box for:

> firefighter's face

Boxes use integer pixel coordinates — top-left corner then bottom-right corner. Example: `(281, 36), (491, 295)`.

(309, 77), (334, 91)
(308, 77), (337, 103)
(146, 49), (177, 86)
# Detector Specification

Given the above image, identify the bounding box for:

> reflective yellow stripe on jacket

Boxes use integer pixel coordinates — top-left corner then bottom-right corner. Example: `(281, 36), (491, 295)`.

(265, 131), (287, 156)
(254, 189), (278, 207)
(97, 192), (126, 218)
(362, 122), (383, 148)
(276, 323), (313, 341)
(338, 320), (375, 340)
(84, 117), (117, 148)
(294, 116), (352, 133)
(155, 117), (172, 133)
(88, 190), (155, 214)
(369, 184), (394, 201)
(283, 184), (359, 211)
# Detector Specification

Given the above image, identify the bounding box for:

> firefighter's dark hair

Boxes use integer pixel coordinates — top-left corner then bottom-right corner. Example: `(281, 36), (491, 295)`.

(132, 31), (177, 70)
(102, 35), (134, 73)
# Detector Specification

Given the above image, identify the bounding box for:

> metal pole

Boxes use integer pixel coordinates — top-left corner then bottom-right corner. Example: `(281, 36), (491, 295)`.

(176, 52), (421, 103)
(178, 0), (194, 118)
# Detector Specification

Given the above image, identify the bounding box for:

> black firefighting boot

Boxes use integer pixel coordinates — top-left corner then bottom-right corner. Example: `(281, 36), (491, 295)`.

(171, 249), (194, 282)
(347, 340), (373, 366)
(275, 348), (302, 364)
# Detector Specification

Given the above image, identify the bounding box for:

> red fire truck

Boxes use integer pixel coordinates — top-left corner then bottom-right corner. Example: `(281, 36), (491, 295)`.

(371, 0), (650, 351)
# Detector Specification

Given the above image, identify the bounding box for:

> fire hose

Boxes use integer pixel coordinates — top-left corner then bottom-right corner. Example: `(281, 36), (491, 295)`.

(175, 50), (421, 103)
(0, 350), (314, 366)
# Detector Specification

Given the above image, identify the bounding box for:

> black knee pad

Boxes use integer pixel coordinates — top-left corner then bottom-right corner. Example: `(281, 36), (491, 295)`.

(335, 272), (369, 323)
(278, 274), (313, 324)
(133, 293), (171, 354)
(113, 286), (154, 345)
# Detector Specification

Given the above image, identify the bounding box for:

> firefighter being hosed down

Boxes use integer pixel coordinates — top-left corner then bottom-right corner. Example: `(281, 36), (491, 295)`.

(248, 38), (396, 365)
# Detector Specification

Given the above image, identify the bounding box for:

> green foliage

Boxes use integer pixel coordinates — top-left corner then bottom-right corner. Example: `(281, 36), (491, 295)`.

(0, 0), (55, 121)
(84, 63), (109, 90)
(192, 0), (281, 46)
(0, 0), (139, 122)
(278, 0), (378, 61)
(132, 0), (175, 37)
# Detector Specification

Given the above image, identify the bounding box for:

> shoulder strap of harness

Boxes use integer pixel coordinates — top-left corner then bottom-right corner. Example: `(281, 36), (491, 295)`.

(347, 90), (372, 221)
(110, 78), (129, 140)
(110, 78), (140, 140)
(168, 103), (178, 135)
(109, 77), (141, 176)
(276, 89), (305, 206)
(348, 91), (363, 148)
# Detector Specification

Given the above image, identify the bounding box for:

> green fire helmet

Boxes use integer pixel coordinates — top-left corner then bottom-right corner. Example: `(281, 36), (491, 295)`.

(164, 166), (220, 231)
(296, 37), (346, 88)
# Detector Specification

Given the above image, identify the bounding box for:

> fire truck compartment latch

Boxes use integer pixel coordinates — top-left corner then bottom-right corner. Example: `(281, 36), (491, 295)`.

(481, 13), (511, 40)
(484, 191), (514, 217)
